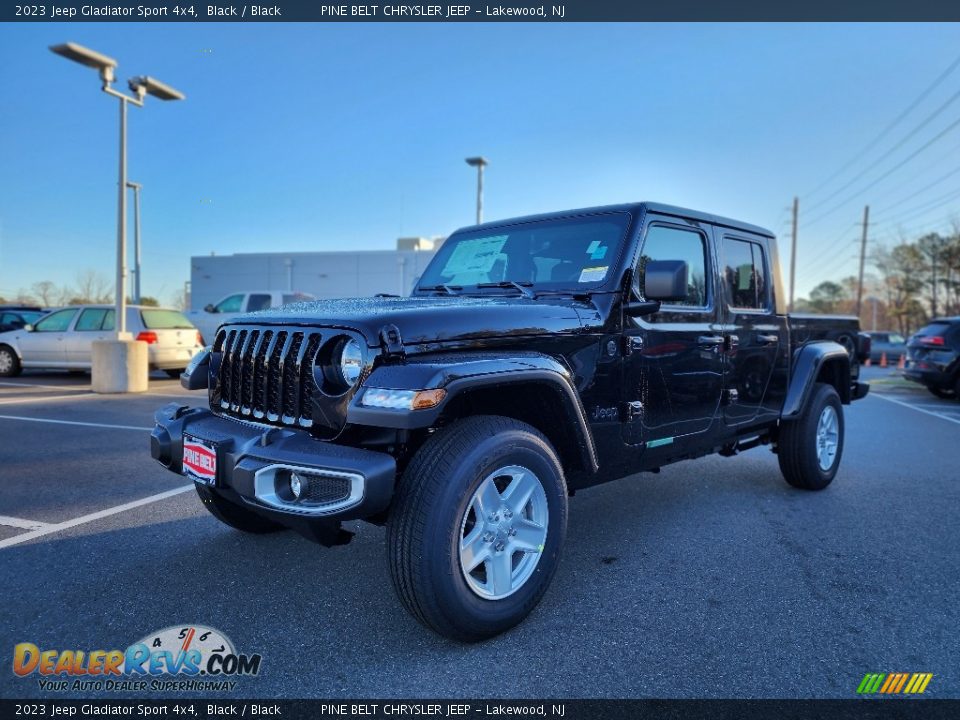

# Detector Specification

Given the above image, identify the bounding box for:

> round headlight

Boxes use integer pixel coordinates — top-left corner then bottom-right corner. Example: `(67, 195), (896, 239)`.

(336, 338), (363, 387)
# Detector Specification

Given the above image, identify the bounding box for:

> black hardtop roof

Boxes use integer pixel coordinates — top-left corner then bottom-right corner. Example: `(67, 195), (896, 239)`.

(460, 201), (775, 239)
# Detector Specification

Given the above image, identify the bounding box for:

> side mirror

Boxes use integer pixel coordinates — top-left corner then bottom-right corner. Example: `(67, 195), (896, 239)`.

(204, 304), (216, 313)
(644, 260), (689, 302)
(23, 324), (34, 332)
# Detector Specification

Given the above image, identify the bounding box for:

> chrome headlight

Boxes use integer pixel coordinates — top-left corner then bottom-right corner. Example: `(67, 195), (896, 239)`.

(335, 338), (363, 388)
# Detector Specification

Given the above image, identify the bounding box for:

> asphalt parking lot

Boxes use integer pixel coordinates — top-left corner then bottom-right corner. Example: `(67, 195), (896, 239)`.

(0, 365), (958, 699)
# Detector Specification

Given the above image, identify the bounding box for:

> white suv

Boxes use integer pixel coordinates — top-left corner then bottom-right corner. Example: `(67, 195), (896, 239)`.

(0, 305), (203, 378)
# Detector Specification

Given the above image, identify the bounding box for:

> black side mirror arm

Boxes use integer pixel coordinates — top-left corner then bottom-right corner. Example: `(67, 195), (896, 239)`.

(624, 300), (661, 317)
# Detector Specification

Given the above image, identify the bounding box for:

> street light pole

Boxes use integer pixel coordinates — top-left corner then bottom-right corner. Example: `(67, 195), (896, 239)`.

(465, 156), (489, 225)
(50, 42), (184, 392)
(127, 181), (142, 305)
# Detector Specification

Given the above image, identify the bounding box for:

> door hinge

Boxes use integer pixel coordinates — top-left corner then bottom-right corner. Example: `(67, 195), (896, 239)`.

(623, 335), (644, 356)
(722, 388), (739, 405)
(622, 400), (644, 421)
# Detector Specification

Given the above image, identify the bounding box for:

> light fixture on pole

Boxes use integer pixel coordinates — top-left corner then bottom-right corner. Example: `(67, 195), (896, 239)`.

(126, 181), (142, 305)
(51, 42), (184, 392)
(465, 156), (488, 225)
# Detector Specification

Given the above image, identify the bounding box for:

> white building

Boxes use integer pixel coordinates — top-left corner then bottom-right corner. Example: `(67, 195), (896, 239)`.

(189, 238), (441, 311)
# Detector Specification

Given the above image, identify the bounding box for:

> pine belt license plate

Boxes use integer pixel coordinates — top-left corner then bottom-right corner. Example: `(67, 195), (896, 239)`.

(182, 434), (218, 485)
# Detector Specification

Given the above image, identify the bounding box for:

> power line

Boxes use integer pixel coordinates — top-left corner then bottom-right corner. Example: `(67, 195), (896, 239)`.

(870, 167), (960, 220)
(874, 185), (960, 229)
(802, 52), (960, 203)
(803, 113), (960, 228)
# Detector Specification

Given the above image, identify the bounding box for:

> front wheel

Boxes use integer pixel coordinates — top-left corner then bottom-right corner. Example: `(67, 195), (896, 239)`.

(387, 415), (568, 642)
(778, 382), (844, 491)
(0, 345), (21, 377)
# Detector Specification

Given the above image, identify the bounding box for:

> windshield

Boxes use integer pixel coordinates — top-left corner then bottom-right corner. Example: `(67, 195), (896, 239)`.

(418, 213), (631, 293)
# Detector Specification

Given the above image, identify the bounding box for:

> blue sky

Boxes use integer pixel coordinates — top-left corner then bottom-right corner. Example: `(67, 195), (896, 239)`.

(1, 22), (959, 305)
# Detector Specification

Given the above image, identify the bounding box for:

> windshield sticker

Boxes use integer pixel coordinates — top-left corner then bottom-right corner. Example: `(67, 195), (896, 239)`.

(585, 240), (601, 254)
(578, 266), (608, 283)
(442, 236), (508, 279)
(590, 245), (608, 260)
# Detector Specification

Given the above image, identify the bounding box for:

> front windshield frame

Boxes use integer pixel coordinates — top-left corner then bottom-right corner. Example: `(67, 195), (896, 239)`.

(416, 211), (634, 295)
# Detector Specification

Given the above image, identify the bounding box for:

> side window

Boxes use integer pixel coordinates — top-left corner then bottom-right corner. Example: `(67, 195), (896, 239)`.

(101, 310), (116, 332)
(247, 294), (272, 312)
(214, 294), (244, 313)
(75, 309), (109, 331)
(33, 308), (77, 332)
(723, 237), (768, 310)
(637, 225), (709, 307)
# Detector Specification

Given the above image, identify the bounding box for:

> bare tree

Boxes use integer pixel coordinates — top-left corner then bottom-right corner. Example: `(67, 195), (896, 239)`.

(31, 280), (58, 307)
(72, 270), (113, 304)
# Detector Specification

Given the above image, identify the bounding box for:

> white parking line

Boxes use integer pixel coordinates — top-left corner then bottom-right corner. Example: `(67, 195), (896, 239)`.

(0, 515), (52, 530)
(0, 381), (86, 390)
(0, 393), (97, 406)
(871, 393), (960, 425)
(0, 485), (194, 550)
(0, 415), (151, 431)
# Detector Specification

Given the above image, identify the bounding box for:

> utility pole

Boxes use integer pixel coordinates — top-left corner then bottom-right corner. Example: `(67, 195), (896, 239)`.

(788, 196), (798, 313)
(126, 181), (142, 304)
(856, 205), (870, 319)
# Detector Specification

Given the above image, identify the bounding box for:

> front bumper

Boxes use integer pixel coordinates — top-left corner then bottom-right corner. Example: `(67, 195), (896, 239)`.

(150, 402), (396, 542)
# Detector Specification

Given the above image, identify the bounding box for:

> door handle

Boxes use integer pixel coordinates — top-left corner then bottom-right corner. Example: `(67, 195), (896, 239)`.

(698, 336), (725, 347)
(757, 334), (779, 345)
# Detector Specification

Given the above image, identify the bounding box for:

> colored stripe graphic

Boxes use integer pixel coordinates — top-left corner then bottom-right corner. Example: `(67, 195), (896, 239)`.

(857, 672), (932, 694)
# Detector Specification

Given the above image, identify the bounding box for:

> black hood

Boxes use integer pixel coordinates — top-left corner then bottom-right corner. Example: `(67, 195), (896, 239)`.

(233, 295), (600, 346)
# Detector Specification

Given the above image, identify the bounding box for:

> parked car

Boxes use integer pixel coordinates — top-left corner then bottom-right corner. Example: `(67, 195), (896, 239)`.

(185, 291), (315, 347)
(0, 306), (46, 333)
(903, 317), (960, 399)
(0, 305), (203, 378)
(865, 331), (906, 363)
(151, 201), (869, 641)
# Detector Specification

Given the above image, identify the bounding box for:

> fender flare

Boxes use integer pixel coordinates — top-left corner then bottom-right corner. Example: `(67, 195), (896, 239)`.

(782, 341), (851, 419)
(347, 353), (599, 472)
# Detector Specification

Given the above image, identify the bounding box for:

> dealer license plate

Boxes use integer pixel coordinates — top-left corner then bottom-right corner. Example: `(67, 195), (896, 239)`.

(182, 434), (217, 485)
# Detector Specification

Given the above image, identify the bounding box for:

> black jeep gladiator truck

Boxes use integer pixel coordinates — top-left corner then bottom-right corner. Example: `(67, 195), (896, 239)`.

(152, 202), (869, 641)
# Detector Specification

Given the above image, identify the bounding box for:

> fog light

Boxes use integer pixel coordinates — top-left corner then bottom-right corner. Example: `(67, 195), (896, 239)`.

(290, 472), (304, 500)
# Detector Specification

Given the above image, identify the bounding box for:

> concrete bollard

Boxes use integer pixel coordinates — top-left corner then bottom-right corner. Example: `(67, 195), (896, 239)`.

(91, 339), (149, 393)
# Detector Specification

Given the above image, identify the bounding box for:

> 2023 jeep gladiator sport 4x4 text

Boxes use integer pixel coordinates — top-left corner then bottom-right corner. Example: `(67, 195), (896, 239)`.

(151, 202), (870, 641)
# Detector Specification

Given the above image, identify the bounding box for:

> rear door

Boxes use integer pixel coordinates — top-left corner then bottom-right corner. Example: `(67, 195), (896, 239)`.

(718, 233), (786, 425)
(622, 216), (724, 446)
(65, 308), (113, 366)
(19, 308), (78, 365)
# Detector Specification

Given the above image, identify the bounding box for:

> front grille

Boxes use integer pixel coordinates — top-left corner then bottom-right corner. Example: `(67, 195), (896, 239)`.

(214, 327), (321, 427)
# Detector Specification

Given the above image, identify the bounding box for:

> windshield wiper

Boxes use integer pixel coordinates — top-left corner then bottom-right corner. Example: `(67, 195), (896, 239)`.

(475, 280), (537, 300)
(418, 284), (463, 296)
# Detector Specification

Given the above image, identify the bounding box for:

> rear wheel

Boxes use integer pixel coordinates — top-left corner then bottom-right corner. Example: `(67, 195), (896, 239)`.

(928, 385), (957, 400)
(0, 345), (21, 377)
(387, 415), (568, 642)
(194, 484), (286, 533)
(778, 382), (844, 491)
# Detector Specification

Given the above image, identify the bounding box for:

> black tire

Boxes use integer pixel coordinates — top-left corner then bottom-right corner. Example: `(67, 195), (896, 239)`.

(0, 345), (21, 377)
(928, 386), (956, 400)
(387, 415), (568, 642)
(194, 484), (285, 534)
(164, 369), (185, 379)
(778, 382), (844, 491)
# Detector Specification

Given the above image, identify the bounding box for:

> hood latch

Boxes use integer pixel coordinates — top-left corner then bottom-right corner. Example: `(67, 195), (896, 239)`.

(379, 323), (405, 360)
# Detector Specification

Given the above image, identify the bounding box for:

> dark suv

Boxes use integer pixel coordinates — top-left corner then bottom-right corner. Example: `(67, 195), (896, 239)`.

(151, 201), (869, 641)
(904, 317), (960, 399)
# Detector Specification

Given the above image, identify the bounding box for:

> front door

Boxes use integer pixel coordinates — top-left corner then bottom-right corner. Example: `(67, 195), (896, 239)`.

(20, 308), (78, 366)
(622, 219), (724, 446)
(66, 308), (114, 366)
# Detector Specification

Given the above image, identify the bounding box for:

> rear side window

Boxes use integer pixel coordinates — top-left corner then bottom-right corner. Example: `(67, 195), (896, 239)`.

(33, 308), (77, 332)
(723, 237), (768, 310)
(247, 294), (272, 311)
(75, 308), (110, 331)
(141, 310), (194, 329)
(638, 225), (709, 307)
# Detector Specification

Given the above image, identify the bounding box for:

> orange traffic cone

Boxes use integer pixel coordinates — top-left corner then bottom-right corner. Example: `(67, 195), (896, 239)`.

(880, 352), (888, 368)
(897, 354), (906, 370)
